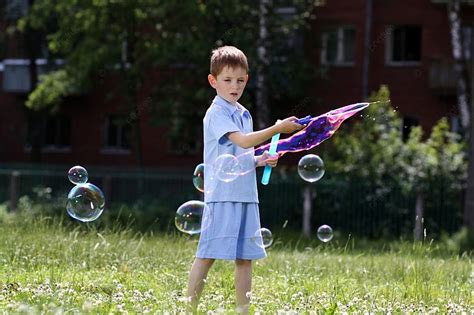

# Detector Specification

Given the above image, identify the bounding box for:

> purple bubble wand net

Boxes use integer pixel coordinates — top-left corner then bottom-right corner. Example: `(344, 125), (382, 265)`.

(255, 101), (372, 156)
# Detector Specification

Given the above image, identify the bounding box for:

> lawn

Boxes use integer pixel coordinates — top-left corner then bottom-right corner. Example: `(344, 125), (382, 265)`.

(0, 214), (472, 314)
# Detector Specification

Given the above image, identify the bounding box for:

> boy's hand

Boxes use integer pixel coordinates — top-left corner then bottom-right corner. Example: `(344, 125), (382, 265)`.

(276, 116), (305, 134)
(256, 151), (278, 167)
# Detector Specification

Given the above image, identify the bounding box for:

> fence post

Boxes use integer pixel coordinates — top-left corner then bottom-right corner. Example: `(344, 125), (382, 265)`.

(303, 185), (312, 237)
(414, 190), (424, 241)
(8, 171), (20, 211)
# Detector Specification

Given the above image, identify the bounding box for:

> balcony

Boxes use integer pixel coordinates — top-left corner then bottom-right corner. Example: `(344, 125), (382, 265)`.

(432, 0), (474, 4)
(2, 59), (64, 93)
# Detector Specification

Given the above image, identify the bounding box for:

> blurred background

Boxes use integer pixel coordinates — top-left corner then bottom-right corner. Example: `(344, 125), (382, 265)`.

(0, 0), (472, 248)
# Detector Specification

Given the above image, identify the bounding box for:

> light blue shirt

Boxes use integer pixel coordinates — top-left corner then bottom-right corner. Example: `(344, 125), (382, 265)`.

(203, 95), (258, 203)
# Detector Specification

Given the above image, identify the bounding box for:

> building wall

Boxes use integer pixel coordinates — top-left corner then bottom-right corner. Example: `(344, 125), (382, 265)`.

(0, 74), (203, 168)
(0, 0), (469, 168)
(311, 0), (462, 132)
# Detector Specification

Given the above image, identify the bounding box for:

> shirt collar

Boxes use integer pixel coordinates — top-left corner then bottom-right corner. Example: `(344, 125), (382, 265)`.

(212, 95), (247, 116)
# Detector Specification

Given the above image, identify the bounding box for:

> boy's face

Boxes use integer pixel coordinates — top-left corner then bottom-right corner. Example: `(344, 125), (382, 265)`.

(208, 66), (248, 104)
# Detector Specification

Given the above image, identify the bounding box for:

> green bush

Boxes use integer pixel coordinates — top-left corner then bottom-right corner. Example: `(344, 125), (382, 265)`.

(323, 85), (467, 238)
(442, 226), (474, 254)
(5, 187), (176, 233)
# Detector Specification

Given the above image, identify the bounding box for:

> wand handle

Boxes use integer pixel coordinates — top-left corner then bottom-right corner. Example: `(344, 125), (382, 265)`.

(261, 133), (280, 185)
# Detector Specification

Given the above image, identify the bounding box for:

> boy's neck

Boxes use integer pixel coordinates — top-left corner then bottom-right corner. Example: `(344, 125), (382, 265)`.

(216, 94), (238, 106)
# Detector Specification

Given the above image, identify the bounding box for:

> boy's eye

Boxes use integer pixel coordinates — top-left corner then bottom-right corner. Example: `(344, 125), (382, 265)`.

(224, 79), (231, 82)
(238, 79), (244, 83)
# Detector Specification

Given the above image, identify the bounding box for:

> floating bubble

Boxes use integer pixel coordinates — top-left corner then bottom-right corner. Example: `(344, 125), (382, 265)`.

(297, 154), (325, 182)
(66, 183), (105, 222)
(252, 228), (273, 249)
(68, 165), (88, 184)
(317, 224), (333, 242)
(193, 163), (205, 192)
(193, 163), (218, 194)
(213, 154), (241, 182)
(175, 200), (211, 235)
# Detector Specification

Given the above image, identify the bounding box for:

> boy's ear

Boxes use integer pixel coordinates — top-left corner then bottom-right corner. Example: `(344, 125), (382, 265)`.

(208, 74), (217, 88)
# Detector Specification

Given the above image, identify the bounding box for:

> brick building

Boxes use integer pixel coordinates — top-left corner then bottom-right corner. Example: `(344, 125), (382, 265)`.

(311, 0), (469, 137)
(0, 0), (470, 168)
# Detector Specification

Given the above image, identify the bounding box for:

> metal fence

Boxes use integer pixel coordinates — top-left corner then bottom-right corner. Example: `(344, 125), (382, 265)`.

(0, 164), (464, 239)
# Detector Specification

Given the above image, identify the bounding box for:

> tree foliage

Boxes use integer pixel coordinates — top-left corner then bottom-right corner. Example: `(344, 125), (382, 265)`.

(323, 85), (467, 235)
(18, 1), (318, 148)
(327, 85), (466, 191)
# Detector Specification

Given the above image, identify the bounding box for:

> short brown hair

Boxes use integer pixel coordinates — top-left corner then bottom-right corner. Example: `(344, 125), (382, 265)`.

(210, 46), (249, 77)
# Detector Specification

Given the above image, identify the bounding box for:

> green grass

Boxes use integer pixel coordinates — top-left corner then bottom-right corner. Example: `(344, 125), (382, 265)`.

(0, 214), (472, 314)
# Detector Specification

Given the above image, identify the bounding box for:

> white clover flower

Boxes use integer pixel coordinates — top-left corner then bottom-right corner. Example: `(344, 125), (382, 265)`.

(82, 300), (93, 311)
(112, 291), (124, 302)
(177, 296), (192, 303)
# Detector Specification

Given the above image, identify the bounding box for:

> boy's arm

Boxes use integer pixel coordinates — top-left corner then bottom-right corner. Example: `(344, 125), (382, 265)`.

(227, 116), (303, 149)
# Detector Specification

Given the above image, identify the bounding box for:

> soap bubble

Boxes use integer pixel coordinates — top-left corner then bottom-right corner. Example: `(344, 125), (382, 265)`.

(68, 165), (88, 184)
(175, 200), (211, 235)
(193, 163), (218, 194)
(193, 163), (205, 192)
(213, 154), (241, 182)
(252, 228), (273, 248)
(317, 224), (333, 242)
(66, 183), (105, 222)
(297, 154), (325, 182)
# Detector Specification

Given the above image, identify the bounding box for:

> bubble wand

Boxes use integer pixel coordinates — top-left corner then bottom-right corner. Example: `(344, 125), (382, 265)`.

(255, 102), (375, 156)
(261, 115), (312, 185)
(261, 133), (280, 185)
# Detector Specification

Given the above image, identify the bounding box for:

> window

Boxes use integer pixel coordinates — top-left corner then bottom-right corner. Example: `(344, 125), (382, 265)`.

(402, 116), (419, 141)
(5, 0), (28, 20)
(2, 59), (63, 92)
(44, 116), (71, 148)
(270, 5), (305, 70)
(386, 25), (421, 65)
(275, 6), (304, 51)
(26, 115), (71, 150)
(103, 115), (131, 151)
(321, 26), (355, 65)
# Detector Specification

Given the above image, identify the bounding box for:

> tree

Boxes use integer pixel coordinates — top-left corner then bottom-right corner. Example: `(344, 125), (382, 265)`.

(148, 1), (318, 148)
(19, 1), (317, 165)
(256, 0), (271, 130)
(20, 0), (168, 166)
(25, 0), (42, 162)
(7, 0), (46, 162)
(326, 85), (466, 238)
(447, 0), (474, 230)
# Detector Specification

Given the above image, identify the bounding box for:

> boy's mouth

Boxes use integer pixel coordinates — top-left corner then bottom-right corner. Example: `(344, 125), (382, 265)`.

(230, 93), (238, 97)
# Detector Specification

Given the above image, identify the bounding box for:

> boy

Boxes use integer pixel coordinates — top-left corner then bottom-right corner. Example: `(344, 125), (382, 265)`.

(187, 46), (303, 314)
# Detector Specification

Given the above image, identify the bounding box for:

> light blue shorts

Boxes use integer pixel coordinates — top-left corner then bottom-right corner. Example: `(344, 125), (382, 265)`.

(196, 202), (267, 260)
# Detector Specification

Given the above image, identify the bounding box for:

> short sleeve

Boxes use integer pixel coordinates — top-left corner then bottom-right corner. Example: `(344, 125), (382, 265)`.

(209, 108), (240, 145)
